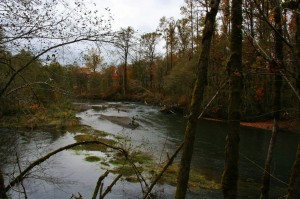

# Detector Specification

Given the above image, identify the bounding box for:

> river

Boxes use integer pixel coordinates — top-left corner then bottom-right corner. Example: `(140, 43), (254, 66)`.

(1, 101), (298, 198)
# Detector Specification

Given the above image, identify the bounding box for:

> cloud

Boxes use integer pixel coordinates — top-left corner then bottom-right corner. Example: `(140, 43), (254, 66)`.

(95, 0), (183, 33)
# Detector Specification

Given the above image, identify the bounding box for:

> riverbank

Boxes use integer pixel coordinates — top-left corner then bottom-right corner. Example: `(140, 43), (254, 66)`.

(1, 99), (298, 134)
(2, 100), (296, 198)
(0, 99), (80, 131)
(202, 117), (300, 133)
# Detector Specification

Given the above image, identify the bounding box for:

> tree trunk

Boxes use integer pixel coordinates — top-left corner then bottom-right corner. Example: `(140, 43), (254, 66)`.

(260, 119), (279, 199)
(122, 53), (128, 96)
(190, 0), (194, 58)
(221, 0), (243, 198)
(287, 139), (300, 199)
(286, 2), (300, 198)
(174, 1), (220, 198)
(260, 1), (283, 198)
(221, 0), (230, 37)
(0, 170), (7, 199)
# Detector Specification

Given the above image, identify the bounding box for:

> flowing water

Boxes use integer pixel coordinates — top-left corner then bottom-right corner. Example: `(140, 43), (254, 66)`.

(1, 101), (298, 198)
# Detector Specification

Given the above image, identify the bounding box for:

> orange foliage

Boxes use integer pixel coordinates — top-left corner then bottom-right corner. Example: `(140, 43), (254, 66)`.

(255, 86), (265, 102)
(178, 95), (189, 106)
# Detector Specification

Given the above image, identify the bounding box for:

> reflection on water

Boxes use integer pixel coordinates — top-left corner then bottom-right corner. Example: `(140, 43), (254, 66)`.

(1, 101), (298, 198)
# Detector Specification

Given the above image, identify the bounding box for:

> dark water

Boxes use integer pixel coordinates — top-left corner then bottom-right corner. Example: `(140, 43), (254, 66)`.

(1, 102), (298, 198)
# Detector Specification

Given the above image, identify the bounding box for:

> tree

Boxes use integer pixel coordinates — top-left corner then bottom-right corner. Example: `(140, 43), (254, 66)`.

(221, 0), (243, 199)
(285, 1), (300, 198)
(260, 0), (284, 198)
(220, 0), (231, 37)
(84, 48), (103, 73)
(180, 0), (195, 57)
(176, 19), (191, 58)
(0, 169), (7, 199)
(180, 0), (206, 56)
(113, 27), (135, 96)
(158, 17), (177, 73)
(0, 0), (112, 99)
(140, 32), (161, 89)
(174, 1), (220, 198)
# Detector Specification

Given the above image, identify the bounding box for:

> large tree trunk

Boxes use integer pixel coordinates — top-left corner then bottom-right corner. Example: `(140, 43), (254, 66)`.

(174, 1), (220, 198)
(260, 1), (284, 198)
(286, 2), (300, 198)
(221, 0), (243, 198)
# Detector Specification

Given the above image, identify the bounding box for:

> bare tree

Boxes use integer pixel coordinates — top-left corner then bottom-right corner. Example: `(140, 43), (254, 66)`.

(260, 0), (284, 198)
(140, 32), (161, 89)
(0, 0), (113, 98)
(158, 17), (177, 73)
(113, 27), (135, 96)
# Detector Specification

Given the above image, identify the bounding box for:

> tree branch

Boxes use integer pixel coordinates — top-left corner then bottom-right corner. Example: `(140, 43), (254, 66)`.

(100, 174), (122, 199)
(143, 142), (184, 199)
(92, 170), (109, 199)
(0, 37), (113, 98)
(5, 141), (127, 192)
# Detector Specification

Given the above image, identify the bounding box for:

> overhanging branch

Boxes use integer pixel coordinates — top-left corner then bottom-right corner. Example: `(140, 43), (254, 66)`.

(5, 141), (127, 192)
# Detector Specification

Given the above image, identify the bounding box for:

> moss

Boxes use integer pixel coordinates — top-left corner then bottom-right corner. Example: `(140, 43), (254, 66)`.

(130, 151), (152, 164)
(95, 130), (109, 137)
(159, 164), (221, 190)
(70, 125), (109, 137)
(111, 164), (139, 177)
(101, 161), (110, 167)
(85, 156), (102, 162)
(114, 135), (128, 141)
(73, 134), (117, 152)
(125, 176), (140, 183)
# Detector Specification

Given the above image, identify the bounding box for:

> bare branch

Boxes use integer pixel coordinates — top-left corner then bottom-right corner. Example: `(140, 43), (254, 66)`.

(92, 170), (109, 199)
(5, 141), (127, 192)
(15, 152), (28, 199)
(143, 142), (184, 199)
(100, 174), (122, 199)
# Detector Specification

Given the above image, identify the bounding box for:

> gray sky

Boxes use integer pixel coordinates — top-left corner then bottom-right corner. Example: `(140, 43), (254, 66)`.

(93, 0), (183, 33)
(59, 0), (184, 65)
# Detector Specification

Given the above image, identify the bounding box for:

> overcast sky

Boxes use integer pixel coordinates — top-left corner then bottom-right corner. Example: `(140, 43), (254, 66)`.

(92, 0), (184, 33)
(60, 0), (184, 65)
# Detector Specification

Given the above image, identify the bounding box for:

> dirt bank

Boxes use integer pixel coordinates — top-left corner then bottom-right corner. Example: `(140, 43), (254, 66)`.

(203, 118), (300, 133)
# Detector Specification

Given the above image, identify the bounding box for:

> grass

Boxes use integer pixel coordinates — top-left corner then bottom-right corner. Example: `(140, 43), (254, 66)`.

(0, 99), (80, 130)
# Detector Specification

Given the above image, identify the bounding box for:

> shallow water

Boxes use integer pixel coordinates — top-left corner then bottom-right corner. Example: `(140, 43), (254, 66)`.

(1, 101), (298, 198)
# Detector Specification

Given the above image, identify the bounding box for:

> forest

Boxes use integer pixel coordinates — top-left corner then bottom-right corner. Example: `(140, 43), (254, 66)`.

(1, 0), (300, 198)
